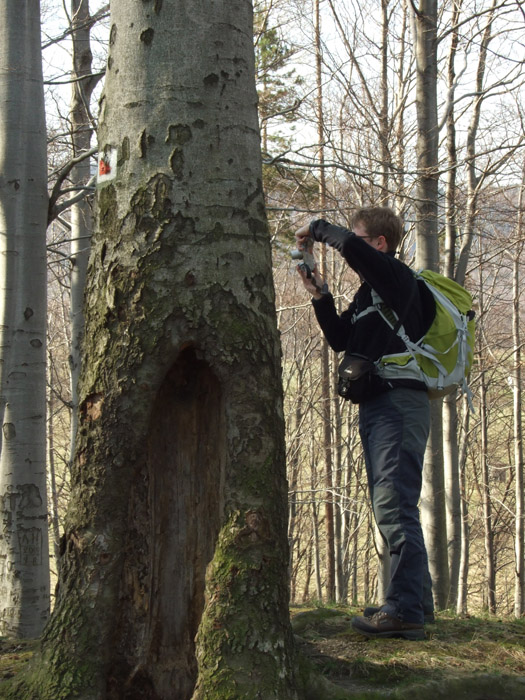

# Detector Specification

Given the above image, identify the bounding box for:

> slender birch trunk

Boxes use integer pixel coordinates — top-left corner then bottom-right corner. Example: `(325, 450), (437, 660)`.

(379, 0), (390, 205)
(442, 0), (463, 608)
(412, 0), (450, 608)
(456, 394), (471, 615)
(314, 0), (335, 601)
(512, 183), (524, 616)
(454, 2), (498, 612)
(68, 0), (102, 465)
(0, 0), (50, 638)
(480, 362), (496, 612)
(455, 0), (497, 285)
(332, 352), (344, 601)
(374, 525), (391, 605)
(311, 439), (323, 602)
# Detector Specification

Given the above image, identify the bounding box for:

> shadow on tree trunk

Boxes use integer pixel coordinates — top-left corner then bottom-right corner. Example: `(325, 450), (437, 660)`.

(107, 348), (225, 699)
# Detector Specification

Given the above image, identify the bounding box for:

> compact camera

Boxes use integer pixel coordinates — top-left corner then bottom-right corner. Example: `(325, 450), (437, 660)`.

(290, 247), (316, 278)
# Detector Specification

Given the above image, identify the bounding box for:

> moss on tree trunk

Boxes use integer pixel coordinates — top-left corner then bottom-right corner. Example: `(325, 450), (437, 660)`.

(9, 1), (299, 697)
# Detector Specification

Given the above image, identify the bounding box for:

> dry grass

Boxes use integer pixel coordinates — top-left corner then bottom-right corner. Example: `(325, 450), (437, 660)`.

(1, 610), (525, 698)
(292, 605), (525, 698)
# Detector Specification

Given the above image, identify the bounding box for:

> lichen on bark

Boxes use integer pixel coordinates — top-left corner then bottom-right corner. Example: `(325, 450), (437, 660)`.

(12, 1), (300, 697)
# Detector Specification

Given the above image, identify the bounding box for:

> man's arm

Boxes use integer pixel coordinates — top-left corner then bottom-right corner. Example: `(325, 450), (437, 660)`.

(311, 294), (354, 352)
(294, 223), (354, 351)
(308, 220), (415, 313)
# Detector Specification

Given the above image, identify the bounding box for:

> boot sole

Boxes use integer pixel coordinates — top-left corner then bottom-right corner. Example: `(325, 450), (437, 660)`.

(352, 620), (427, 642)
(364, 607), (435, 624)
(352, 625), (426, 641)
(354, 627), (427, 642)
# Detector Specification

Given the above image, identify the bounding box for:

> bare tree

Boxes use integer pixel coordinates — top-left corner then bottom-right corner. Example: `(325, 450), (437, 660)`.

(12, 1), (298, 697)
(442, 0), (463, 608)
(412, 0), (450, 609)
(314, 0), (336, 602)
(67, 0), (106, 463)
(511, 174), (524, 616)
(0, 0), (50, 638)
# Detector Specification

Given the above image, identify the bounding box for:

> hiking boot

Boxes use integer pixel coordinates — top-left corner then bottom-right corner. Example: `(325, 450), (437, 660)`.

(363, 605), (435, 625)
(352, 611), (425, 640)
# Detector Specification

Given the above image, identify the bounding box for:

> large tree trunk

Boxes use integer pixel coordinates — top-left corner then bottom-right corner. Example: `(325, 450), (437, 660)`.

(0, 0), (50, 638)
(16, 2), (297, 698)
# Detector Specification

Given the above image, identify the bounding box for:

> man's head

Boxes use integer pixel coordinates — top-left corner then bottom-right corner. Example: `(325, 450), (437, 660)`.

(351, 206), (403, 253)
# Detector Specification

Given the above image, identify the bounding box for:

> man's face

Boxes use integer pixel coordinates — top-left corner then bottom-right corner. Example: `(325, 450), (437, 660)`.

(354, 221), (388, 252)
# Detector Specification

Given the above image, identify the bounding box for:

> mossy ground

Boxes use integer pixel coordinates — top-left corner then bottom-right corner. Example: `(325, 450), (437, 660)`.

(0, 638), (39, 687)
(291, 604), (525, 698)
(1, 609), (525, 698)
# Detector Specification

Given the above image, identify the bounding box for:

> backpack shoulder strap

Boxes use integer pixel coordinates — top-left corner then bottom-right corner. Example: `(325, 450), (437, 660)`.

(351, 279), (419, 366)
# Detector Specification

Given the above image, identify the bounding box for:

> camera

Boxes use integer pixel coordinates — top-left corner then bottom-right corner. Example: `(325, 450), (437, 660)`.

(290, 247), (316, 278)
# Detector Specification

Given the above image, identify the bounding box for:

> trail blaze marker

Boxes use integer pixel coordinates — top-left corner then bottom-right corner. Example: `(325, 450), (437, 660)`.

(97, 147), (117, 184)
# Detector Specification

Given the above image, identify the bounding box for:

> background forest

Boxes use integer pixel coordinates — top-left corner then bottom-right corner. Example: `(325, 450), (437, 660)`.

(2, 0), (525, 647)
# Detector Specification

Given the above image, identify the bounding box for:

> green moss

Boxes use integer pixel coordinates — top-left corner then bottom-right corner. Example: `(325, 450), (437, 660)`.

(291, 608), (349, 635)
(97, 184), (118, 234)
(0, 646), (97, 700)
(193, 507), (296, 698)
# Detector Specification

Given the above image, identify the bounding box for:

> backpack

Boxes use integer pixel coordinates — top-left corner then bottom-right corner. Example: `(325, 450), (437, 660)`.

(371, 270), (476, 401)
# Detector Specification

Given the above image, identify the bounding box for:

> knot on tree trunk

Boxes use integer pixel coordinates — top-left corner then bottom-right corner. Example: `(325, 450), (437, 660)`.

(82, 393), (105, 421)
(235, 510), (270, 546)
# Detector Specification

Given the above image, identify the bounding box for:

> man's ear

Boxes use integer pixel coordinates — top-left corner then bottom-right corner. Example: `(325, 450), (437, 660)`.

(376, 235), (388, 252)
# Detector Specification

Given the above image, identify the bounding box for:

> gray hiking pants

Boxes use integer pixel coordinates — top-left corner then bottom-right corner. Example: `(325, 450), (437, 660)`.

(359, 387), (434, 624)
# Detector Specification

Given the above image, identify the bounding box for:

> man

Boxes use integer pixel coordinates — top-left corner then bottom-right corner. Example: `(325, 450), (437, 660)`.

(295, 206), (435, 640)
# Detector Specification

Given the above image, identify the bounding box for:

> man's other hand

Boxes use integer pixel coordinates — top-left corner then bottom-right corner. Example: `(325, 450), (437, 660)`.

(294, 223), (312, 250)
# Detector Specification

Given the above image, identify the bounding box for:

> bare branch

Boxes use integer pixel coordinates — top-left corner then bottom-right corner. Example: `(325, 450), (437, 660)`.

(41, 4), (110, 50)
(48, 147), (98, 224)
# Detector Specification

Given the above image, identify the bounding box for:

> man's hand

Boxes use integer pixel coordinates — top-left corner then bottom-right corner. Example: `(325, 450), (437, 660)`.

(295, 223), (312, 251)
(293, 223), (326, 299)
(296, 263), (325, 300)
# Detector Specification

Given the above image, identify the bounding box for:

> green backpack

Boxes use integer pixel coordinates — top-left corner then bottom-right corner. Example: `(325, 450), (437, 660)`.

(371, 270), (476, 401)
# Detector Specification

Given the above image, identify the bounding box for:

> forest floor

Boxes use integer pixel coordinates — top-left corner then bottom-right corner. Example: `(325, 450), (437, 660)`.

(292, 604), (525, 699)
(0, 607), (524, 699)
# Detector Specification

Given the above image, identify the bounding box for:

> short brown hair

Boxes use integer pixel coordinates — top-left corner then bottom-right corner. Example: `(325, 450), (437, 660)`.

(351, 206), (403, 252)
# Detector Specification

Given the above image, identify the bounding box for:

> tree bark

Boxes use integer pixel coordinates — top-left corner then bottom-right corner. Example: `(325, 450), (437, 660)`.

(0, 0), (50, 639)
(379, 0), (390, 205)
(421, 402), (450, 608)
(374, 525), (391, 605)
(68, 0), (101, 465)
(479, 363), (496, 613)
(412, 0), (450, 608)
(16, 1), (297, 697)
(456, 395), (470, 616)
(512, 184), (524, 616)
(412, 0), (440, 273)
(314, 0), (335, 602)
(443, 393), (460, 606)
(442, 0), (463, 608)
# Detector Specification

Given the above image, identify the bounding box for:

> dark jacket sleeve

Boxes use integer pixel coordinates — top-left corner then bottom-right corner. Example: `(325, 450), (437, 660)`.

(311, 293), (355, 352)
(309, 219), (417, 320)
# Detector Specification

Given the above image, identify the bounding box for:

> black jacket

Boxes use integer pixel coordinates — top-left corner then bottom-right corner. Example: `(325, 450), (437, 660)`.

(309, 219), (435, 403)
